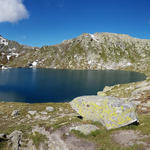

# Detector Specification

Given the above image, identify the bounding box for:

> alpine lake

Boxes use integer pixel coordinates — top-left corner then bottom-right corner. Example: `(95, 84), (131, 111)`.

(0, 68), (146, 103)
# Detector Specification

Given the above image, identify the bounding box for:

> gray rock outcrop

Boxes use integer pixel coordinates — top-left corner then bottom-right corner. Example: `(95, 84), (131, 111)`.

(8, 130), (22, 150)
(11, 110), (19, 117)
(70, 124), (99, 135)
(0, 133), (7, 141)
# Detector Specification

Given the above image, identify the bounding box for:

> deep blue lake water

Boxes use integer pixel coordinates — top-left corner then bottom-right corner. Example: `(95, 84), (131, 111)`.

(0, 68), (146, 103)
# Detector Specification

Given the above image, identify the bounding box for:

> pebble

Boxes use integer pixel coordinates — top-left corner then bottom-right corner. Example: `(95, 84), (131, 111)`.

(28, 111), (37, 115)
(40, 111), (48, 115)
(141, 107), (147, 111)
(26, 114), (31, 119)
(59, 108), (63, 112)
(46, 106), (54, 112)
(11, 110), (19, 117)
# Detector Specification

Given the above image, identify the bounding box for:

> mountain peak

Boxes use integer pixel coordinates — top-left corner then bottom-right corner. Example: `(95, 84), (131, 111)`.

(79, 32), (132, 39)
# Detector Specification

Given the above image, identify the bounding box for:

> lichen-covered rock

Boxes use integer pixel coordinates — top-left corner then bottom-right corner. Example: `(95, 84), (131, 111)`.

(70, 96), (138, 130)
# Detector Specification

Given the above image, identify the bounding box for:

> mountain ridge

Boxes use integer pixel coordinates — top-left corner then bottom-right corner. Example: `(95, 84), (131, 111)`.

(1, 32), (150, 75)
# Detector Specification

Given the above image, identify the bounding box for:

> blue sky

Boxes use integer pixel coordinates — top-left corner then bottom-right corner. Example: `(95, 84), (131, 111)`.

(0, 0), (150, 47)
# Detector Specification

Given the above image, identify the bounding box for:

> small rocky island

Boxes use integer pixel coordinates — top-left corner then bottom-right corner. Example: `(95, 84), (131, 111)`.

(1, 33), (150, 150)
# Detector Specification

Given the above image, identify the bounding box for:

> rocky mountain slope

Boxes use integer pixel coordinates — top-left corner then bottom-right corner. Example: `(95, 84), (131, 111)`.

(0, 35), (37, 67)
(1, 32), (150, 75)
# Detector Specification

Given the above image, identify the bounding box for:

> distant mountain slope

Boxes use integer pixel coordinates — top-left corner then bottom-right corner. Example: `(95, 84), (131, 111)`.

(1, 33), (150, 75)
(0, 35), (37, 66)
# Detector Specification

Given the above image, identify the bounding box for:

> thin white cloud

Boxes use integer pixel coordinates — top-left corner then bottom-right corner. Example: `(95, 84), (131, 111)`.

(0, 0), (29, 23)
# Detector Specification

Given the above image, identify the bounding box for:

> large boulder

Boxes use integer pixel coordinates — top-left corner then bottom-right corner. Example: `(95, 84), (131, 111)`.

(70, 96), (138, 130)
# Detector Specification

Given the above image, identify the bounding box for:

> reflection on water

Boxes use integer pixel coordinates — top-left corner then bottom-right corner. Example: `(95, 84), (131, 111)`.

(0, 68), (146, 103)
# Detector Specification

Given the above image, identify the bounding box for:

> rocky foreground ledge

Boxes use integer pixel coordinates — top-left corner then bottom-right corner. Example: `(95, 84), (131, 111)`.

(1, 78), (150, 150)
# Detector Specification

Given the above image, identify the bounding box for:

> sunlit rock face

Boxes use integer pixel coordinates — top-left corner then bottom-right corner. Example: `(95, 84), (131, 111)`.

(70, 95), (138, 130)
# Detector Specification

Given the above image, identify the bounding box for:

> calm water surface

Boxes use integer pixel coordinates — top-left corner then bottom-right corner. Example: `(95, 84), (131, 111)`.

(0, 68), (146, 103)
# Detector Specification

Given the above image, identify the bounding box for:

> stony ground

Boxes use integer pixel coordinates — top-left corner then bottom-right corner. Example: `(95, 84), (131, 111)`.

(1, 96), (150, 150)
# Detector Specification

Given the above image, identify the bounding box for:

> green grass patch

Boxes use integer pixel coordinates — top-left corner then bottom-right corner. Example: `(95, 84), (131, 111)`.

(30, 132), (47, 148)
(0, 142), (9, 150)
